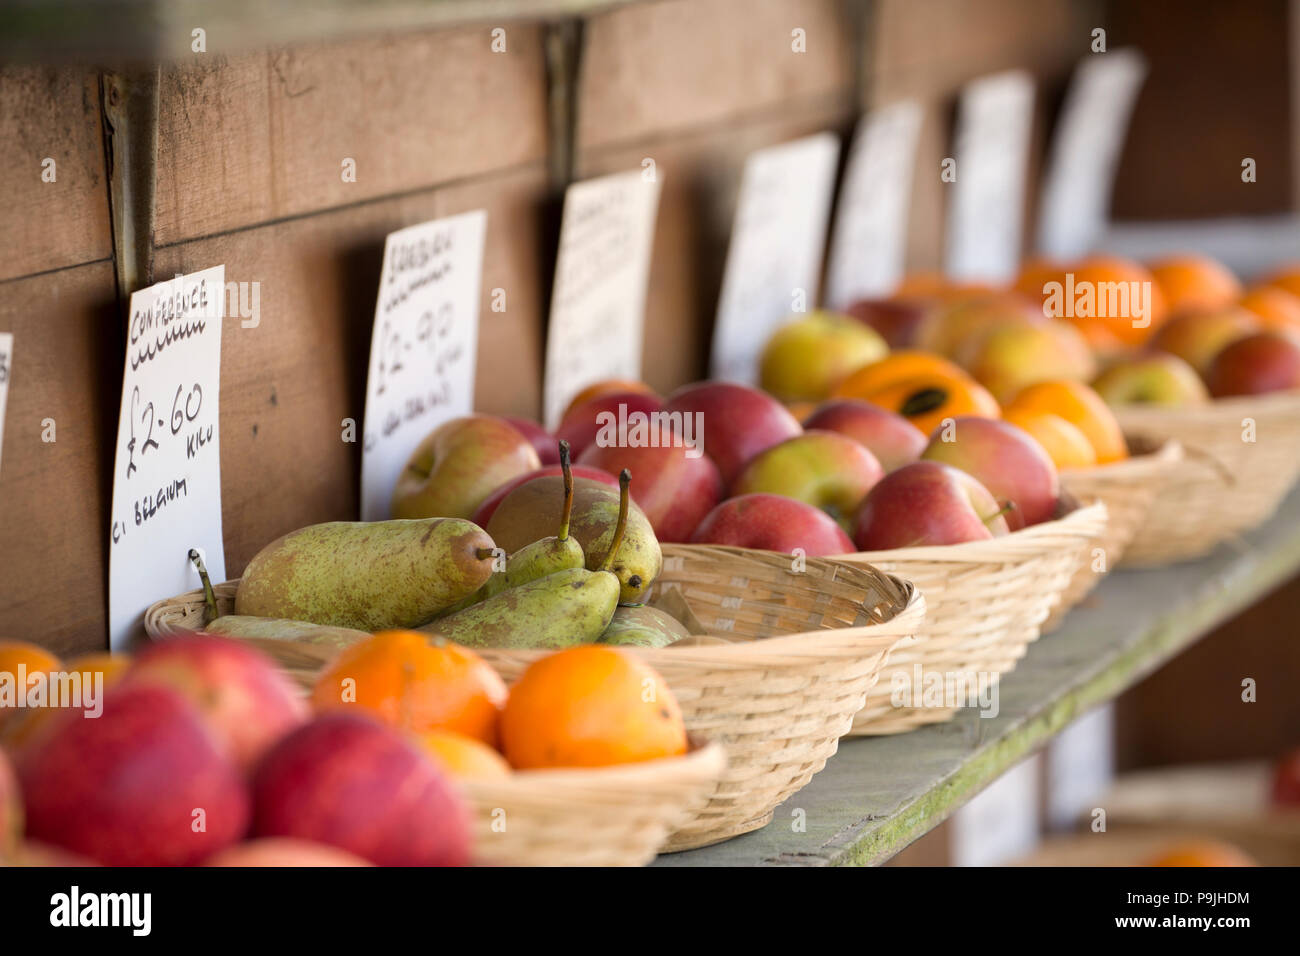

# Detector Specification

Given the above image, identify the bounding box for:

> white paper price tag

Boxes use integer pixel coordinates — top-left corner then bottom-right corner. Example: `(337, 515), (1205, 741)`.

(109, 267), (226, 650)
(824, 102), (922, 309)
(359, 211), (488, 521)
(711, 133), (840, 383)
(945, 70), (1035, 284)
(0, 333), (12, 476)
(1045, 704), (1115, 829)
(951, 756), (1041, 867)
(1037, 50), (1147, 260)
(542, 170), (661, 429)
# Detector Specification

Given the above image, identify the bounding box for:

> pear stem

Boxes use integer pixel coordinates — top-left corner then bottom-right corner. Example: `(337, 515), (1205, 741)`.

(189, 549), (219, 625)
(600, 469), (632, 572)
(558, 439), (574, 542)
(475, 547), (497, 561)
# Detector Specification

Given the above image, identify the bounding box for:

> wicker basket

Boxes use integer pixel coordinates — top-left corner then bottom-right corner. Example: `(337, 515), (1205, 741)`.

(1115, 391), (1300, 566)
(1045, 437), (1183, 631)
(837, 501), (1108, 736)
(476, 544), (925, 852)
(462, 739), (726, 866)
(145, 546), (923, 854)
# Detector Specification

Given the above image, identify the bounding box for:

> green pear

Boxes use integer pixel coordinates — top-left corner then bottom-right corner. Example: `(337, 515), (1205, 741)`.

(234, 517), (496, 631)
(205, 615), (369, 651)
(486, 471), (661, 604)
(600, 604), (691, 648)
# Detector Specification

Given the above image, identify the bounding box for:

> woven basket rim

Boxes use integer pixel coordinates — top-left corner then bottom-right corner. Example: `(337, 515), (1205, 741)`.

(1060, 436), (1183, 479)
(837, 499), (1108, 564)
(1114, 388), (1300, 427)
(459, 738), (725, 795)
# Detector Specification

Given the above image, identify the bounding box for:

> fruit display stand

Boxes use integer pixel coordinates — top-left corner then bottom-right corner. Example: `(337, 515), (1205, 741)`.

(652, 484), (1300, 865)
(840, 501), (1107, 735)
(1115, 392), (1300, 565)
(147, 545), (925, 855)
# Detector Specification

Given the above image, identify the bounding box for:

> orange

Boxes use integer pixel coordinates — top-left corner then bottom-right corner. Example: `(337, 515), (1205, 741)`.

(500, 646), (686, 770)
(1058, 255), (1168, 351)
(1150, 254), (1242, 316)
(1146, 840), (1256, 867)
(1004, 380), (1128, 464)
(1013, 257), (1068, 303)
(562, 379), (657, 422)
(3, 651), (130, 752)
(1238, 286), (1300, 334)
(311, 631), (507, 747)
(418, 729), (511, 780)
(0, 641), (61, 737)
(858, 373), (1000, 438)
(1001, 408), (1098, 470)
(1260, 263), (1300, 300)
(831, 350), (970, 400)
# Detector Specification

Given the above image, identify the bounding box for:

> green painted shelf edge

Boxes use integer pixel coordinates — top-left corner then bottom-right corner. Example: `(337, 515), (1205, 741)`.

(655, 485), (1300, 867)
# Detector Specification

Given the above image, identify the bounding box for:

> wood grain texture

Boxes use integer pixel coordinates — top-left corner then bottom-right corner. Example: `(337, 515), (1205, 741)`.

(577, 0), (855, 151)
(0, 263), (121, 656)
(0, 66), (113, 282)
(577, 101), (853, 394)
(152, 165), (548, 578)
(155, 24), (550, 245)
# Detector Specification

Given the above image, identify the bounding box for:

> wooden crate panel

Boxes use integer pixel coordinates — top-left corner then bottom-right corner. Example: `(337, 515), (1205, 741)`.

(0, 66), (112, 282)
(578, 0), (855, 151)
(0, 262), (120, 655)
(155, 24), (550, 245)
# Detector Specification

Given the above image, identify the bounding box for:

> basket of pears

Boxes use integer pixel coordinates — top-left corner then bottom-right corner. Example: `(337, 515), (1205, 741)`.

(145, 441), (923, 853)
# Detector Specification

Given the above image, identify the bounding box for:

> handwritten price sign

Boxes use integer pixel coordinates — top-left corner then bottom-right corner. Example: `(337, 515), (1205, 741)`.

(360, 211), (487, 521)
(108, 266), (226, 650)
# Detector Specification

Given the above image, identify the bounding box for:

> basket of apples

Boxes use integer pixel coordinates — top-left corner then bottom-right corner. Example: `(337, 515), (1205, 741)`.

(1014, 254), (1300, 566)
(147, 421), (922, 853)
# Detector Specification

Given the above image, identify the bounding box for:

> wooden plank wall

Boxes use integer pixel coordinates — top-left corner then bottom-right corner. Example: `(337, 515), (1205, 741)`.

(0, 0), (1095, 654)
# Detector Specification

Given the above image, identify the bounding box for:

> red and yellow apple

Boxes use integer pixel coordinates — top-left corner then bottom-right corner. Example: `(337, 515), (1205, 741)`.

(955, 319), (1096, 402)
(556, 391), (664, 459)
(690, 493), (854, 555)
(730, 430), (884, 525)
(1206, 331), (1300, 397)
(660, 381), (802, 486)
(1091, 352), (1209, 406)
(758, 311), (888, 402)
(801, 399), (928, 472)
(1147, 307), (1259, 377)
(852, 461), (1010, 550)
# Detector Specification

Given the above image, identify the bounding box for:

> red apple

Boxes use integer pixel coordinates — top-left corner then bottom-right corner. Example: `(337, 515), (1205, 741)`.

(122, 634), (308, 772)
(852, 461), (1010, 550)
(252, 712), (471, 867)
(0, 747), (19, 860)
(392, 414), (542, 519)
(1148, 307), (1259, 376)
(802, 399), (928, 471)
(1206, 331), (1300, 397)
(577, 441), (724, 543)
(660, 381), (803, 486)
(731, 431), (884, 524)
(1270, 748), (1300, 807)
(690, 493), (854, 556)
(919, 416), (1060, 529)
(504, 416), (561, 465)
(205, 837), (372, 867)
(556, 391), (665, 459)
(845, 297), (933, 348)
(471, 463), (619, 527)
(18, 684), (250, 866)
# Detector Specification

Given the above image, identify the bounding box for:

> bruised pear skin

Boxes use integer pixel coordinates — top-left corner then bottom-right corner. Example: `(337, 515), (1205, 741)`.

(423, 568), (619, 649)
(205, 615), (369, 651)
(485, 477), (662, 604)
(234, 518), (495, 631)
(600, 604), (691, 648)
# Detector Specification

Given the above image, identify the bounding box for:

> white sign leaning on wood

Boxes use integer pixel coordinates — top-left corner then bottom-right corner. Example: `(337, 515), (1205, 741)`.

(711, 132), (841, 384)
(108, 266), (226, 651)
(359, 210), (488, 521)
(542, 169), (662, 430)
(0, 333), (11, 477)
(945, 70), (1036, 284)
(1036, 50), (1147, 260)
(824, 101), (923, 309)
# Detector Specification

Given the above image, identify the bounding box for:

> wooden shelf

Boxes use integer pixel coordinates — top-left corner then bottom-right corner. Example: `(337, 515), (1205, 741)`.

(655, 485), (1300, 867)
(0, 0), (639, 61)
